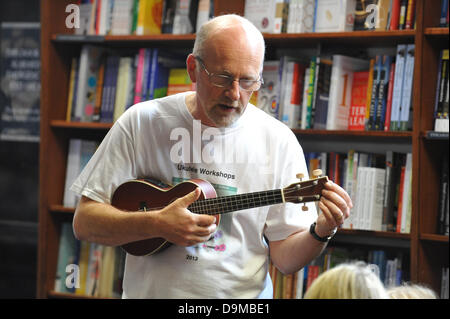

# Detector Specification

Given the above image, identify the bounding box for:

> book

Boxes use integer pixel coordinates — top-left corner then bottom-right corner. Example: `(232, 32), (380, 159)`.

(172, 0), (194, 34)
(73, 45), (105, 122)
(113, 56), (134, 122)
(54, 222), (78, 293)
(304, 57), (317, 128)
(100, 54), (120, 123)
(382, 151), (403, 232)
(348, 71), (370, 130)
(367, 167), (386, 231)
(366, 55), (381, 130)
(434, 49), (449, 133)
(196, 0), (214, 31)
(136, 0), (163, 35)
(390, 44), (407, 131)
(244, 0), (279, 34)
(166, 68), (194, 95)
(389, 0), (401, 30)
(440, 0), (449, 27)
(374, 55), (392, 130)
(66, 58), (78, 122)
(313, 57), (333, 130)
(398, 0), (408, 30)
(383, 61), (396, 131)
(326, 55), (370, 130)
(400, 152), (412, 233)
(161, 0), (177, 33)
(399, 44), (415, 131)
(110, 0), (135, 35)
(314, 0), (356, 32)
(257, 60), (281, 119)
(280, 58), (306, 129)
(404, 0), (415, 29)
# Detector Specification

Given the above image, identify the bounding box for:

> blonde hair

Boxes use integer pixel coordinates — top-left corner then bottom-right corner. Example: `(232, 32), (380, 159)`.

(387, 283), (438, 299)
(304, 261), (389, 299)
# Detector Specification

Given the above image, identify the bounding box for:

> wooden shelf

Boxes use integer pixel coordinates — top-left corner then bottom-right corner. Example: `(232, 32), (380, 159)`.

(420, 233), (449, 243)
(51, 120), (113, 130)
(49, 204), (75, 215)
(424, 27), (450, 36)
(422, 131), (449, 140)
(293, 129), (412, 138)
(47, 290), (112, 299)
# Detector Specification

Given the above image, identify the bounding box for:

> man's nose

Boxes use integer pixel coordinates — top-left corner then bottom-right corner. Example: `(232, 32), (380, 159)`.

(225, 80), (241, 101)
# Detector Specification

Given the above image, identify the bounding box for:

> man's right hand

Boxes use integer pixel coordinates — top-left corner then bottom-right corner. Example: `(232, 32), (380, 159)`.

(155, 187), (217, 247)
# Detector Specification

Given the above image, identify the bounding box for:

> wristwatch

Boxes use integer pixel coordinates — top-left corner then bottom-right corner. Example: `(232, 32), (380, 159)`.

(309, 222), (337, 242)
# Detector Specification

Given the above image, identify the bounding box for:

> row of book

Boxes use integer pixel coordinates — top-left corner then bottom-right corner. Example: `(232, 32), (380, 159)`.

(257, 45), (414, 131)
(63, 139), (99, 207)
(434, 49), (449, 133)
(245, 0), (417, 35)
(66, 45), (194, 123)
(55, 222), (126, 298)
(75, 0), (213, 36)
(270, 246), (408, 298)
(305, 150), (413, 233)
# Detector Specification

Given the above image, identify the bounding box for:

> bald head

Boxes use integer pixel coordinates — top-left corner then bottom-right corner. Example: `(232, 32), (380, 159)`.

(193, 14), (265, 67)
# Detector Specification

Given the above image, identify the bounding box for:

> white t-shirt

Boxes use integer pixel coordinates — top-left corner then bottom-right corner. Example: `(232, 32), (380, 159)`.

(71, 92), (318, 298)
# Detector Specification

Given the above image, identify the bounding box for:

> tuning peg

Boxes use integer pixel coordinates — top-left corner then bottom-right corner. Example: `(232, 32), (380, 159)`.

(302, 203), (308, 211)
(312, 169), (323, 178)
(296, 173), (305, 181)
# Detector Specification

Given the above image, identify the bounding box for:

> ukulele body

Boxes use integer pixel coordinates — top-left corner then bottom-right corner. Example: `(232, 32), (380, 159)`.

(111, 178), (218, 256)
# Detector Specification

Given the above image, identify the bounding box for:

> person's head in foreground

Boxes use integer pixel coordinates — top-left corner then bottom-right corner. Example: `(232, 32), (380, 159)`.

(387, 282), (438, 299)
(304, 261), (389, 299)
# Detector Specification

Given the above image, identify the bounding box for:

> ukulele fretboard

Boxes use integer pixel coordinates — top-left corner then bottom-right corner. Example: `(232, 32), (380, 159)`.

(188, 189), (283, 215)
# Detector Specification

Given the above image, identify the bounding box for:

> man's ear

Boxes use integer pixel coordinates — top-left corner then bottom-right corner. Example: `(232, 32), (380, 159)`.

(186, 54), (197, 83)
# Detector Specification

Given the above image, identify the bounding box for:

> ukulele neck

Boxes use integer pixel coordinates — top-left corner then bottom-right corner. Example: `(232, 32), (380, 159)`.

(188, 189), (284, 215)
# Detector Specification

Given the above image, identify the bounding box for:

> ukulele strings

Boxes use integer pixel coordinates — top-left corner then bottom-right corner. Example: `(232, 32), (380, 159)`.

(138, 182), (321, 215)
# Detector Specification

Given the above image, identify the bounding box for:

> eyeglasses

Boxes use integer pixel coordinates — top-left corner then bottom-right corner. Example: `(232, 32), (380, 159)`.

(194, 56), (263, 92)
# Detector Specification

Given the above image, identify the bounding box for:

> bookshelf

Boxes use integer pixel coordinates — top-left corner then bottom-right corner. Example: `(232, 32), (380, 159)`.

(38, 0), (449, 298)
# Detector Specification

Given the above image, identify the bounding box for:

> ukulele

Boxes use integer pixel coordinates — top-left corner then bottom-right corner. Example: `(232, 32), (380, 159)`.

(111, 170), (328, 256)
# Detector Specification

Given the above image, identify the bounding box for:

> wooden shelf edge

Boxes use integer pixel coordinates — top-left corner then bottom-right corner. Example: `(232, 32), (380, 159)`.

(264, 29), (416, 39)
(420, 233), (449, 243)
(48, 290), (116, 299)
(51, 120), (113, 130)
(49, 204), (75, 214)
(52, 33), (196, 43)
(52, 30), (416, 44)
(292, 129), (413, 138)
(337, 228), (411, 240)
(424, 27), (450, 36)
(422, 130), (449, 140)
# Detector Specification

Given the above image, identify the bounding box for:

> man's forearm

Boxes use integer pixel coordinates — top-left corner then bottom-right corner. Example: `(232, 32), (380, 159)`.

(269, 229), (328, 275)
(73, 196), (160, 246)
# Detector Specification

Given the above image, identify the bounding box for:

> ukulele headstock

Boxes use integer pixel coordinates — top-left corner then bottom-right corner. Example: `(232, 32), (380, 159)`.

(282, 172), (329, 206)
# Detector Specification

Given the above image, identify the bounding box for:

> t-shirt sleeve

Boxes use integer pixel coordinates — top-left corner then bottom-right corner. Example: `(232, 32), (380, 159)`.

(263, 131), (318, 242)
(70, 113), (137, 204)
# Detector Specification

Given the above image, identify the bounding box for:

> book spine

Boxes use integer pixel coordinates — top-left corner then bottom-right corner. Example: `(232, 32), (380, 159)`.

(384, 62), (396, 131)
(375, 55), (391, 131)
(366, 56), (381, 130)
(389, 0), (401, 30)
(405, 0), (415, 29)
(398, 0), (408, 30)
